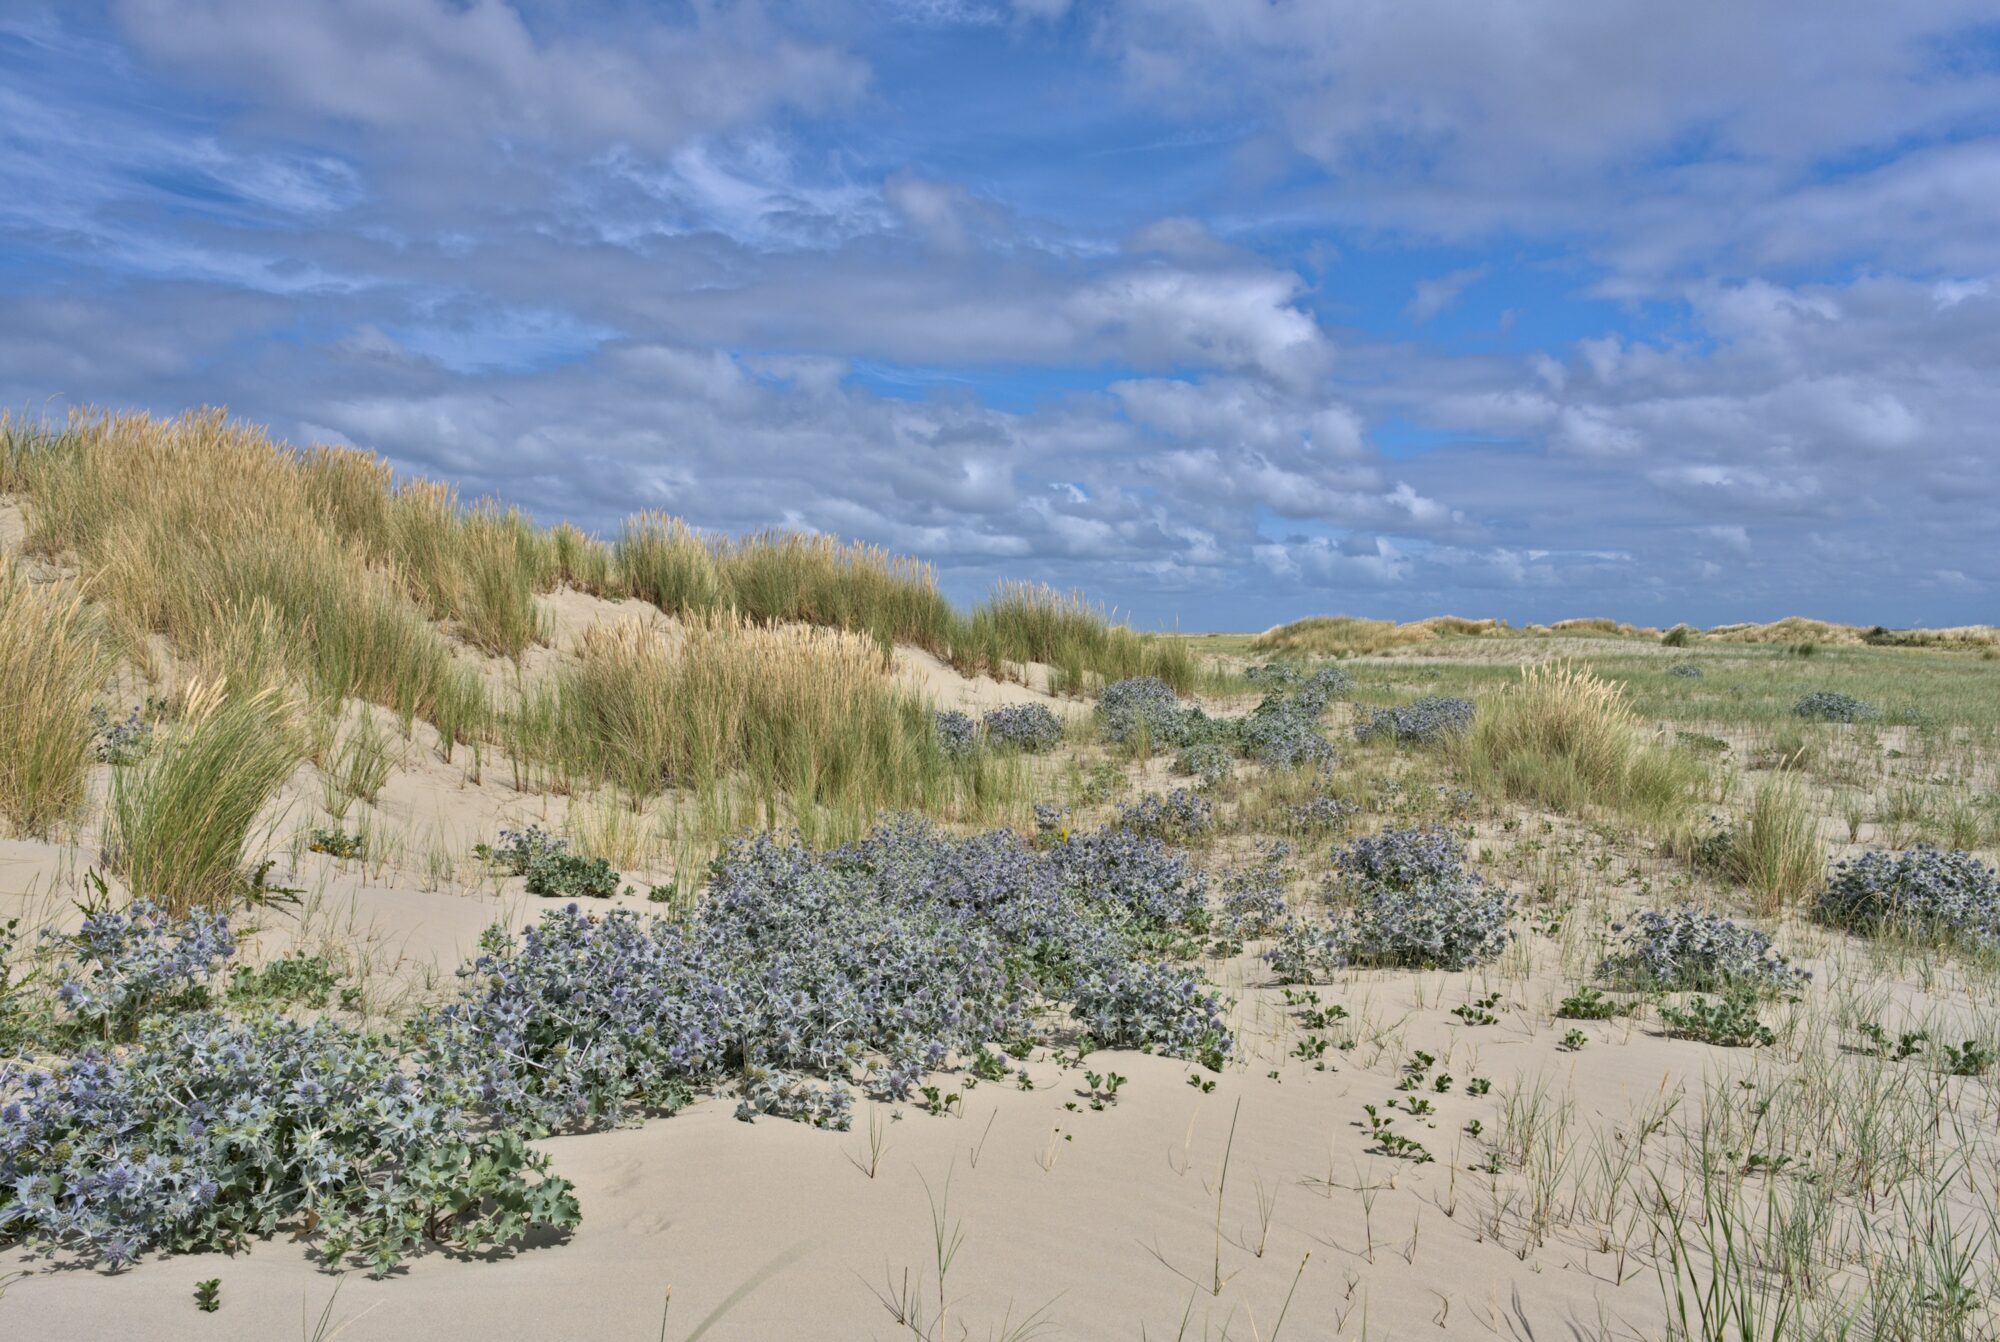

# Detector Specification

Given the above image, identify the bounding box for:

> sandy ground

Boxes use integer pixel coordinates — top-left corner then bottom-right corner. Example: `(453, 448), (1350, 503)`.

(5, 503), (1990, 1338)
(2, 836), (1708, 1341)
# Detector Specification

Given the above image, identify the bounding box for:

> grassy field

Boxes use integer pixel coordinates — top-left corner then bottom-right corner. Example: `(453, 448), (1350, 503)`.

(2, 416), (1999, 1338)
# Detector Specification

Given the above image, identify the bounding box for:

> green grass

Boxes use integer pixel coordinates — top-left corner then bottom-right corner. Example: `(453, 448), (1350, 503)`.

(105, 683), (304, 913)
(1452, 662), (1703, 827)
(0, 564), (110, 836)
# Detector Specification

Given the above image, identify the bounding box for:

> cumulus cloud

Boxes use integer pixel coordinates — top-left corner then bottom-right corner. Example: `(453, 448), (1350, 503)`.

(111, 0), (866, 150)
(0, 1), (1993, 629)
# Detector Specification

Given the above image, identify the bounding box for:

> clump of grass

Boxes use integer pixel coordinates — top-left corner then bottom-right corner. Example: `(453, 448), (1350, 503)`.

(13, 412), (489, 746)
(615, 514), (958, 655)
(514, 614), (1009, 843)
(1457, 662), (1700, 825)
(106, 681), (304, 913)
(0, 564), (111, 835)
(954, 583), (1196, 694)
(1726, 778), (1823, 913)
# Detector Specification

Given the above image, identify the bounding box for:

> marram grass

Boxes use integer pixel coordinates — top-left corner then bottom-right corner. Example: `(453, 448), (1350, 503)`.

(105, 680), (305, 913)
(0, 563), (110, 836)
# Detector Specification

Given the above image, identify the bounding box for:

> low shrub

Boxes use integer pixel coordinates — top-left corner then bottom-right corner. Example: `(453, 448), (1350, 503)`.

(1667, 660), (1703, 679)
(1265, 919), (1350, 984)
(1069, 960), (1230, 1069)
(1355, 696), (1475, 744)
(981, 702), (1063, 753)
(1098, 676), (1200, 746)
(1113, 789), (1214, 844)
(1334, 828), (1515, 970)
(1216, 845), (1292, 938)
(1265, 828), (1512, 978)
(934, 709), (979, 758)
(45, 899), (235, 1042)
(90, 705), (155, 765)
(524, 851), (620, 900)
(1793, 691), (1877, 723)
(1815, 848), (2000, 950)
(1, 1012), (578, 1275)
(1285, 794), (1359, 835)
(428, 816), (1229, 1136)
(1597, 909), (1806, 996)
(1173, 741), (1235, 788)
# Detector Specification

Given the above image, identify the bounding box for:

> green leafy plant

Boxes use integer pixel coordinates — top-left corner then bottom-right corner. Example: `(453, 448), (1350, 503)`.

(1658, 994), (1774, 1048)
(1556, 986), (1624, 1020)
(308, 827), (366, 859)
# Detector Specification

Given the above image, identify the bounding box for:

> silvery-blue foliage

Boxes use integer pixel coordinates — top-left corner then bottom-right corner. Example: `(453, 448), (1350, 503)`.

(1234, 664), (1345, 767)
(1068, 960), (1231, 1069)
(1355, 696), (1476, 744)
(1597, 909), (1807, 995)
(46, 900), (234, 1040)
(933, 709), (979, 756)
(1114, 788), (1214, 843)
(1335, 828), (1515, 970)
(1816, 848), (2000, 948)
(1217, 844), (1293, 938)
(1098, 676), (1196, 745)
(431, 816), (1227, 1135)
(1174, 741), (1235, 788)
(1667, 661), (1703, 679)
(1, 1011), (577, 1276)
(1285, 795), (1359, 835)
(1264, 919), (1350, 984)
(981, 702), (1064, 752)
(1793, 692), (1877, 723)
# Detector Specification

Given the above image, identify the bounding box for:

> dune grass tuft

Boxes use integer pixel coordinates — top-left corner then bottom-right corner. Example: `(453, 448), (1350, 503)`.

(0, 564), (111, 836)
(1457, 661), (1701, 825)
(512, 612), (1019, 844)
(13, 412), (490, 745)
(1726, 778), (1824, 914)
(106, 680), (304, 913)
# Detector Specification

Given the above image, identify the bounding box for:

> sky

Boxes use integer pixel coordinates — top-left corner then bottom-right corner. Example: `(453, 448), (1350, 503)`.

(3, 2), (1998, 631)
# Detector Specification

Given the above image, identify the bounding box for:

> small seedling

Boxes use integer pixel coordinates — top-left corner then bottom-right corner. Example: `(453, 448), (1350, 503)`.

(1363, 1105), (1434, 1163)
(1466, 1076), (1491, 1096)
(1941, 1040), (1997, 1077)
(970, 1046), (1010, 1082)
(1558, 1029), (1589, 1051)
(1856, 1022), (1927, 1062)
(1451, 993), (1502, 1026)
(307, 827), (365, 859)
(194, 1279), (220, 1313)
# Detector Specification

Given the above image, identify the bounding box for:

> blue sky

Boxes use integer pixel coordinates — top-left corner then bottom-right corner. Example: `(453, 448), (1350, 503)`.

(3, 2), (1997, 630)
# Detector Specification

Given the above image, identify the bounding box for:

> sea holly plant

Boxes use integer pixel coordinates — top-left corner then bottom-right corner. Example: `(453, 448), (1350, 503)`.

(0, 1011), (579, 1275)
(1597, 909), (1807, 997)
(43, 900), (235, 1043)
(981, 703), (1064, 753)
(1265, 827), (1514, 978)
(1792, 691), (1878, 723)
(428, 815), (1234, 1139)
(1354, 696), (1475, 745)
(1815, 848), (2000, 950)
(477, 826), (620, 898)
(1335, 828), (1516, 971)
